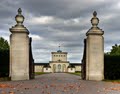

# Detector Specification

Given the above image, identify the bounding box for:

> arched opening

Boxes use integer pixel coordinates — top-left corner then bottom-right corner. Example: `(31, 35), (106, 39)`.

(58, 64), (61, 72)
(62, 64), (66, 72)
(53, 64), (56, 73)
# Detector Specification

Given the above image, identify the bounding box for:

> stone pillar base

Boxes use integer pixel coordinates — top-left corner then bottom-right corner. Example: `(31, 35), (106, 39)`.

(87, 74), (104, 81)
(11, 74), (29, 81)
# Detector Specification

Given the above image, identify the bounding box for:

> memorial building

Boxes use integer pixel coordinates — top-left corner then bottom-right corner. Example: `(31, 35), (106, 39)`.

(35, 47), (81, 73)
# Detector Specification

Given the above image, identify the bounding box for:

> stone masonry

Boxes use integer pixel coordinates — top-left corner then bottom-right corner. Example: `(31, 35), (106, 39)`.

(85, 11), (104, 81)
(9, 8), (30, 80)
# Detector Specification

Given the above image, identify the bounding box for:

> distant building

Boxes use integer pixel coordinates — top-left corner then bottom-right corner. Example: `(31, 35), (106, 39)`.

(34, 49), (81, 73)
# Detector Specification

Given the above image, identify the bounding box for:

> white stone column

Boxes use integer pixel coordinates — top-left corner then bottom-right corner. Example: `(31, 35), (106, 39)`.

(86, 11), (104, 81)
(9, 8), (30, 80)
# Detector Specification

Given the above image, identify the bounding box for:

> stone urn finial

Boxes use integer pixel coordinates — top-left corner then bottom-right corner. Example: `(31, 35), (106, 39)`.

(10, 8), (29, 34)
(15, 8), (24, 26)
(93, 11), (97, 17)
(18, 8), (22, 14)
(91, 11), (99, 27)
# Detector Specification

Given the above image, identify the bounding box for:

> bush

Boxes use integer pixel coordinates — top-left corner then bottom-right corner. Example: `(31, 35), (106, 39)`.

(0, 50), (9, 77)
(0, 37), (9, 77)
(104, 55), (120, 80)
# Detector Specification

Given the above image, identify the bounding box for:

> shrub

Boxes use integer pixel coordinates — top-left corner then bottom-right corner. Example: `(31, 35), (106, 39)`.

(104, 55), (120, 80)
(0, 50), (9, 77)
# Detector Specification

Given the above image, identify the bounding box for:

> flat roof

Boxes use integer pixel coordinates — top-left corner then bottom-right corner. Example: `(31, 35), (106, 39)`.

(70, 63), (82, 65)
(51, 52), (67, 54)
(34, 63), (49, 65)
(34, 63), (81, 65)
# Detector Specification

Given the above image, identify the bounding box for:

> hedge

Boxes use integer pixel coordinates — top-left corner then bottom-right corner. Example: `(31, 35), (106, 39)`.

(104, 55), (120, 80)
(0, 50), (9, 77)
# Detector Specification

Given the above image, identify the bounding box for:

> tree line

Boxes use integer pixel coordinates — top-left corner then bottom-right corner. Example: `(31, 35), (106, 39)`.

(0, 37), (9, 77)
(104, 44), (120, 80)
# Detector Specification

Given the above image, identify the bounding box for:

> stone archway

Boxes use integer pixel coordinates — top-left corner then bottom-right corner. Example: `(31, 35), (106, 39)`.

(62, 64), (66, 72)
(53, 64), (56, 72)
(58, 64), (61, 72)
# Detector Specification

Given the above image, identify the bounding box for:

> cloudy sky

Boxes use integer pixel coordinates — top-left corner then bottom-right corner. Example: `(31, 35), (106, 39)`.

(0, 0), (120, 63)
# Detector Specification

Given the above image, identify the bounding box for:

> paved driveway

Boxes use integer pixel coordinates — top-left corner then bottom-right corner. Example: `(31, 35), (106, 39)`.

(0, 73), (120, 94)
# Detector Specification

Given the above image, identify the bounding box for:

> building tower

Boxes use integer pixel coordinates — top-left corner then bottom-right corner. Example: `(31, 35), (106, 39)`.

(49, 46), (69, 72)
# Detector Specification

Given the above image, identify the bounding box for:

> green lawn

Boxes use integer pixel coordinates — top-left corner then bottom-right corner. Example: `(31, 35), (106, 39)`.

(35, 72), (49, 76)
(68, 72), (81, 76)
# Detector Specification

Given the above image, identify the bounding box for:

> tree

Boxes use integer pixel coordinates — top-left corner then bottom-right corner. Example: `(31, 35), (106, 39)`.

(0, 37), (9, 51)
(110, 44), (120, 56)
(104, 44), (120, 80)
(0, 37), (9, 77)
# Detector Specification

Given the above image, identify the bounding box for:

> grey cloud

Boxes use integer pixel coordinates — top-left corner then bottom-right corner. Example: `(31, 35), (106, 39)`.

(10, 0), (115, 19)
(0, 0), (120, 63)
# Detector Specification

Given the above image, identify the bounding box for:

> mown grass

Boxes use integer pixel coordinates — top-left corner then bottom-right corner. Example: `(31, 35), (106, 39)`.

(68, 72), (81, 76)
(35, 72), (49, 76)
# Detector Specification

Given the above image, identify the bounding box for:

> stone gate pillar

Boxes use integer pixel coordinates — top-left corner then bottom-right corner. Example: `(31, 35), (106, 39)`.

(9, 8), (30, 80)
(86, 11), (104, 81)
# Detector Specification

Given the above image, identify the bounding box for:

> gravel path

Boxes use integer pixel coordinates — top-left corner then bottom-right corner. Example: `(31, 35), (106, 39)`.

(0, 73), (120, 94)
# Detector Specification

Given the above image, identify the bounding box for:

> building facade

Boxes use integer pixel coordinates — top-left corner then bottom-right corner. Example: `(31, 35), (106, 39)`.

(34, 50), (81, 73)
